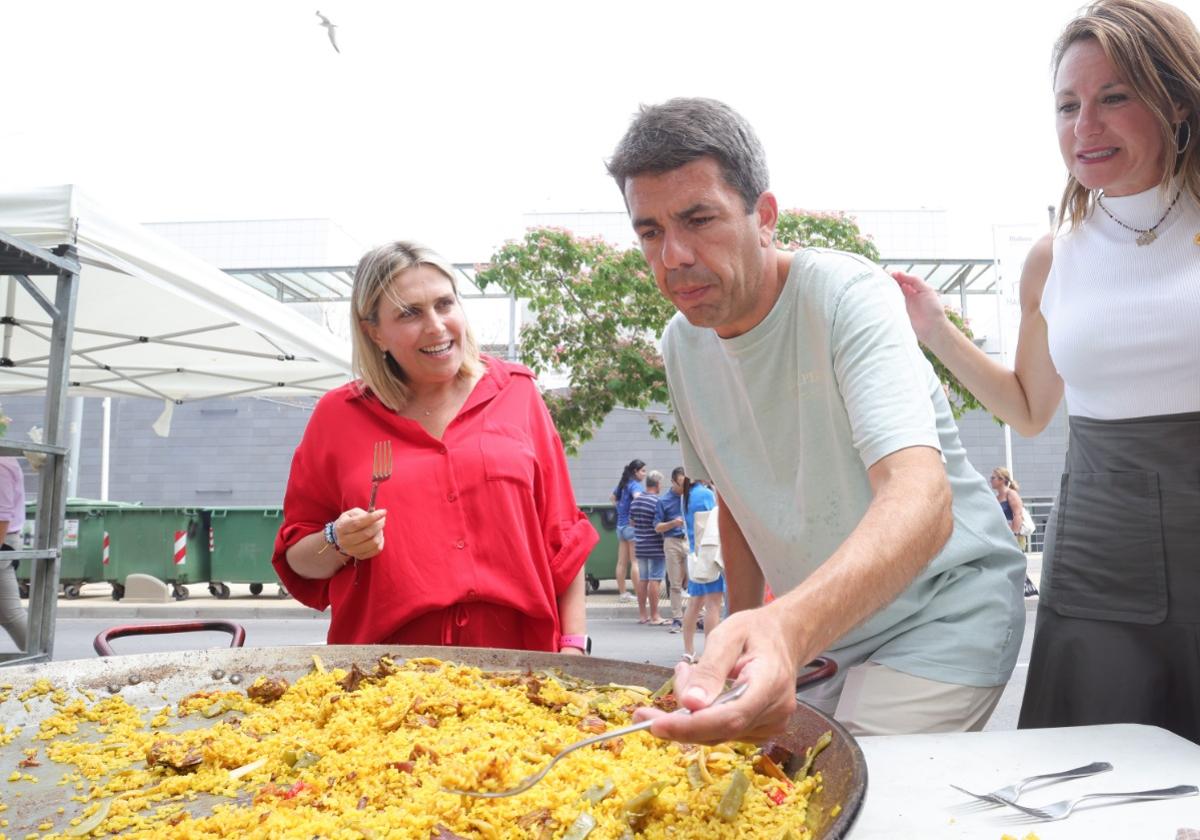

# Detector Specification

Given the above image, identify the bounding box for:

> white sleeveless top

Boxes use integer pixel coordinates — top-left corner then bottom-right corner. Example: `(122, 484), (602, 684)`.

(1041, 183), (1200, 420)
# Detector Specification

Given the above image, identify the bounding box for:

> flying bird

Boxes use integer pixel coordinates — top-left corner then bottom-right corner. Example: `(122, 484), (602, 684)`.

(316, 11), (340, 54)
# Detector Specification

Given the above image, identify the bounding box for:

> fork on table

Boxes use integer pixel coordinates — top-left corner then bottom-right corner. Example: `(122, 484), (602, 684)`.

(442, 683), (748, 799)
(368, 439), (392, 512)
(997, 784), (1197, 822)
(950, 761), (1112, 806)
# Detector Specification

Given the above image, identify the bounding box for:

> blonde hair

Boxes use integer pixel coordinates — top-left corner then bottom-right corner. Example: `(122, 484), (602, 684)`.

(351, 241), (483, 411)
(992, 467), (1021, 492)
(1053, 0), (1200, 228)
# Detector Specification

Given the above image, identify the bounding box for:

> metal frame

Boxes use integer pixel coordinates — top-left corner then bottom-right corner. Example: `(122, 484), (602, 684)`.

(0, 231), (78, 666)
(878, 258), (999, 317)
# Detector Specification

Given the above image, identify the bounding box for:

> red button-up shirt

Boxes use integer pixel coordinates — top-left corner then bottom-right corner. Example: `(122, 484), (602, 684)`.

(273, 357), (597, 647)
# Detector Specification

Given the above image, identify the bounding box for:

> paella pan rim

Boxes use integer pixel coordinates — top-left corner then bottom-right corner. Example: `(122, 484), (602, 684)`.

(2, 644), (867, 839)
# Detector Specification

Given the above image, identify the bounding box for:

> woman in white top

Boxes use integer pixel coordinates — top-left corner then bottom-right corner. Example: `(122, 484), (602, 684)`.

(894, 0), (1200, 742)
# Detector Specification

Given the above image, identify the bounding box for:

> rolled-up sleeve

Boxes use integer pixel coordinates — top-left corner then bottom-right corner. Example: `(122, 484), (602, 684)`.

(272, 414), (335, 612)
(528, 389), (597, 593)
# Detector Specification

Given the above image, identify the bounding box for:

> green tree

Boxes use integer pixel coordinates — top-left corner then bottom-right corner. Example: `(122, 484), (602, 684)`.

(475, 228), (674, 454)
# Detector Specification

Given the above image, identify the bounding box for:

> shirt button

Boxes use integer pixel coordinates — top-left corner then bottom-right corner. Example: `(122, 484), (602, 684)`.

(467, 589), (476, 599)
(439, 446), (448, 455)
(455, 539), (466, 550)
(447, 492), (458, 502)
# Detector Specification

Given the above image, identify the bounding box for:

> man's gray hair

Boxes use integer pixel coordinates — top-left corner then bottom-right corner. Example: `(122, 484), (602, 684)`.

(644, 469), (664, 490)
(607, 97), (769, 213)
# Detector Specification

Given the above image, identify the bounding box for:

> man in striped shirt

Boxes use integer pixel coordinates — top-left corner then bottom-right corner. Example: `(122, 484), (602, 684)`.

(629, 470), (669, 625)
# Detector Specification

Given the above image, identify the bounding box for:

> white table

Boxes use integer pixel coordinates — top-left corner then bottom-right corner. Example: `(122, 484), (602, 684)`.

(851, 724), (1200, 838)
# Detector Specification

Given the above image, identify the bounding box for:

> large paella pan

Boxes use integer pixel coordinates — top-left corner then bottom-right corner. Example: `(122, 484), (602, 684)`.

(0, 645), (866, 838)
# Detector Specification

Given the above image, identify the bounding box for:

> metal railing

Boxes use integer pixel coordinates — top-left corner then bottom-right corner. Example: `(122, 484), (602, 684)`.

(1022, 496), (1054, 554)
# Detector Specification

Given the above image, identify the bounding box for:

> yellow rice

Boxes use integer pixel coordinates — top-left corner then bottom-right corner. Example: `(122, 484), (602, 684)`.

(2, 657), (823, 839)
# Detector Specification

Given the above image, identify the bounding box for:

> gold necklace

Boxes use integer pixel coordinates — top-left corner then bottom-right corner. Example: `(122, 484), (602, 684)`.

(1096, 190), (1181, 246)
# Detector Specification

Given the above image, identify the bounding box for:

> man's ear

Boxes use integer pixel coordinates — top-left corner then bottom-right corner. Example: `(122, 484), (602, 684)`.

(755, 191), (779, 247)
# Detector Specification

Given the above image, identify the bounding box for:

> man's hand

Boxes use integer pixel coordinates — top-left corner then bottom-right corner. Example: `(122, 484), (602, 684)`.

(334, 508), (386, 559)
(632, 605), (802, 743)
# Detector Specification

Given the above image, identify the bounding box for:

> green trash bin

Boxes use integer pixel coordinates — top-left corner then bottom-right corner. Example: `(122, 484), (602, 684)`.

(16, 499), (138, 599)
(206, 507), (285, 599)
(103, 507), (211, 601)
(581, 504), (618, 594)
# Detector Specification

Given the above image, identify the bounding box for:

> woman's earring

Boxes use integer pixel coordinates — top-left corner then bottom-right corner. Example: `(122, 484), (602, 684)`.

(1177, 120), (1192, 155)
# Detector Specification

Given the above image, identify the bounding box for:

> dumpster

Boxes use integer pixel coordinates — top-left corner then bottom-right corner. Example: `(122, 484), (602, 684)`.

(16, 499), (139, 599)
(103, 507), (211, 601)
(206, 507), (286, 598)
(581, 504), (618, 594)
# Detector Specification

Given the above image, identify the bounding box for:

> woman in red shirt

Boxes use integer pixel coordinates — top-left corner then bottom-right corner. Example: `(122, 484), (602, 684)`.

(273, 241), (596, 654)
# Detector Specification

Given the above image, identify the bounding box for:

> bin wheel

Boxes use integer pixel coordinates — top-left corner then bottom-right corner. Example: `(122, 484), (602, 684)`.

(249, 582), (264, 596)
(172, 583), (190, 601)
(64, 584), (82, 599)
(111, 582), (125, 601)
(19, 581), (30, 599)
(585, 574), (599, 594)
(277, 585), (291, 599)
(208, 582), (231, 600)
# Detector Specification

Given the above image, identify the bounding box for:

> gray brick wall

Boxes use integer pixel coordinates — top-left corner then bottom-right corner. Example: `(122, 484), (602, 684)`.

(0, 395), (312, 505)
(565, 406), (682, 505)
(955, 402), (1069, 498)
(0, 393), (1069, 509)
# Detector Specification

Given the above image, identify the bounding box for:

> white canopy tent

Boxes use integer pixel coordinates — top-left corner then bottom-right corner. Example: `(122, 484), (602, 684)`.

(0, 185), (352, 405)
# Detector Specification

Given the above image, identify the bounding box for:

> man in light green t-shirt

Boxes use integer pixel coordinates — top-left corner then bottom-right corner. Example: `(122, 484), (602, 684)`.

(607, 98), (1025, 740)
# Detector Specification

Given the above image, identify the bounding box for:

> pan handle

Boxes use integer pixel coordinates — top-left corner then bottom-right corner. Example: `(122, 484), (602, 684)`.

(795, 656), (837, 692)
(93, 621), (247, 657)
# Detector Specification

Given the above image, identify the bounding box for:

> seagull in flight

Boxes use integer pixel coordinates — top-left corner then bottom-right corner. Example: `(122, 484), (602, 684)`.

(316, 11), (340, 54)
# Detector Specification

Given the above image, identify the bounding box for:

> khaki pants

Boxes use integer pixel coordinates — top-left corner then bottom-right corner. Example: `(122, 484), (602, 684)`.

(831, 661), (1004, 736)
(663, 536), (688, 619)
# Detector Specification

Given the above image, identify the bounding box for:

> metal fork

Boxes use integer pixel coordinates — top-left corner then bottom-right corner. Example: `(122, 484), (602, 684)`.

(368, 440), (392, 511)
(997, 784), (1197, 821)
(950, 761), (1112, 806)
(442, 683), (748, 799)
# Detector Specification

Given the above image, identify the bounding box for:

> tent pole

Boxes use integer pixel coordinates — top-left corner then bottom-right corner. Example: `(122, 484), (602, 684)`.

(67, 396), (83, 499)
(100, 397), (111, 501)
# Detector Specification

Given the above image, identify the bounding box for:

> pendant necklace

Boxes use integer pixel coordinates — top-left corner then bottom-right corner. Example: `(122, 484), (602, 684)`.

(1096, 190), (1181, 246)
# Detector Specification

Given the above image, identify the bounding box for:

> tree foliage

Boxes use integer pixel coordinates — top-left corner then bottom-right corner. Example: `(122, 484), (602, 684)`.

(475, 228), (674, 454)
(476, 210), (983, 453)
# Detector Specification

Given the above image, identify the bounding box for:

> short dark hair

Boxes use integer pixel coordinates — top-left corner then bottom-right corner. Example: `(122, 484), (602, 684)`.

(607, 97), (769, 213)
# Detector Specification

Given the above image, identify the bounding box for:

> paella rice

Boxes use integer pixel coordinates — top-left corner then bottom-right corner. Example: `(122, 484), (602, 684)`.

(0, 656), (827, 839)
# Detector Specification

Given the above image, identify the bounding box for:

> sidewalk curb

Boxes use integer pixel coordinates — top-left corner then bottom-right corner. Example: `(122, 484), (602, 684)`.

(47, 592), (1039, 621)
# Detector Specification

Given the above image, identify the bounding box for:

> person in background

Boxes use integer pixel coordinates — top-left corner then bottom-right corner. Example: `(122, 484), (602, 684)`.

(991, 467), (1038, 597)
(655, 467), (690, 631)
(274, 241), (596, 656)
(894, 0), (1200, 742)
(630, 470), (670, 625)
(0, 456), (27, 651)
(680, 471), (722, 663)
(609, 97), (1025, 742)
(611, 460), (646, 604)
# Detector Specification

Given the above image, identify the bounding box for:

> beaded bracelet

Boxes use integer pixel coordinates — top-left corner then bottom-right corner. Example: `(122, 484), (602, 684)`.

(318, 520), (352, 562)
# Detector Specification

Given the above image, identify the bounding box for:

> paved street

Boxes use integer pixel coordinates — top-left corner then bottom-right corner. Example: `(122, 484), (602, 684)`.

(18, 573), (1041, 732)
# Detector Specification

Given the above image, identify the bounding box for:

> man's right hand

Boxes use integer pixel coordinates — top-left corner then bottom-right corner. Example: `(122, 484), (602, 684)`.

(334, 508), (386, 559)
(632, 604), (803, 744)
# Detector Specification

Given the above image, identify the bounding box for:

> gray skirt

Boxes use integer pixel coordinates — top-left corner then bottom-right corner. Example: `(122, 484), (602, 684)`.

(1018, 411), (1200, 742)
